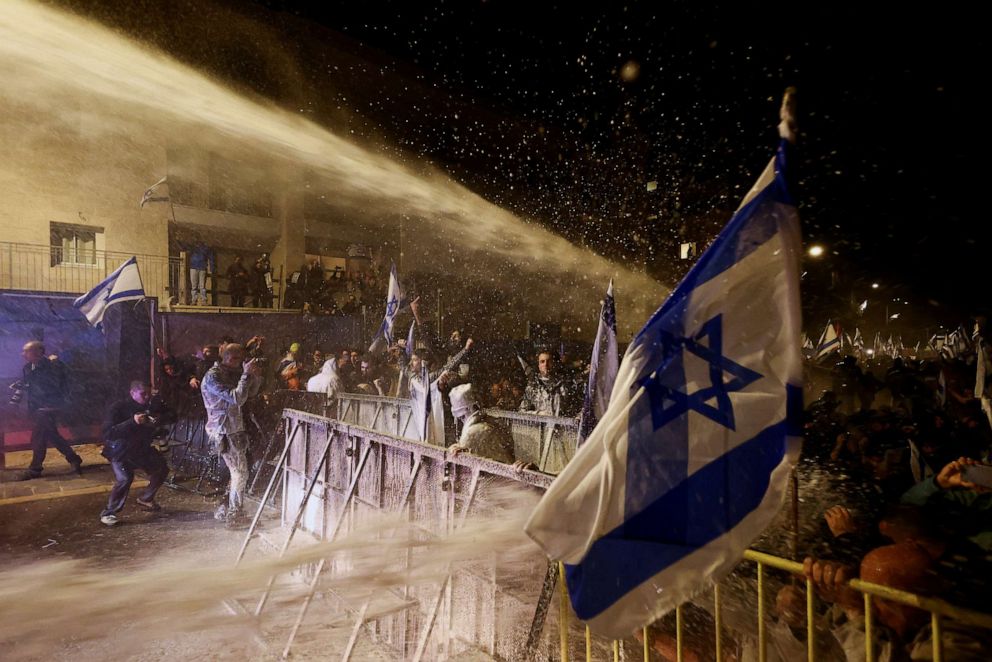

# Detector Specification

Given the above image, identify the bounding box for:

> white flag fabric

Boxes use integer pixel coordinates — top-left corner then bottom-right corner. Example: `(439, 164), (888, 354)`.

(578, 280), (619, 444)
(525, 136), (803, 638)
(816, 321), (840, 359)
(368, 261), (408, 354)
(73, 257), (145, 328)
(139, 176), (169, 208)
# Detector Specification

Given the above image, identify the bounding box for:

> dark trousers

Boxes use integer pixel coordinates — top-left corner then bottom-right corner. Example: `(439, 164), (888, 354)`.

(231, 292), (246, 307)
(101, 452), (169, 517)
(29, 409), (81, 474)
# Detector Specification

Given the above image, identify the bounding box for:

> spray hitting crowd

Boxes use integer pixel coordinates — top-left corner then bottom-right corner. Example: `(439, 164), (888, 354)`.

(12, 285), (992, 659)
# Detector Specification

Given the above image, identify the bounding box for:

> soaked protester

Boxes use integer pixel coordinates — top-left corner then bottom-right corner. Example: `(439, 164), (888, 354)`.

(447, 383), (516, 464)
(98, 381), (174, 526)
(306, 358), (341, 399)
(201, 343), (263, 527)
(518, 350), (580, 416)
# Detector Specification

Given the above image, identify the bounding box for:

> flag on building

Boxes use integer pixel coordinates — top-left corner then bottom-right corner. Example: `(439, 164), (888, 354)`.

(816, 320), (840, 359)
(525, 93), (803, 638)
(139, 176), (169, 208)
(853, 328), (863, 349)
(73, 256), (145, 328)
(369, 261), (408, 354)
(578, 280), (619, 444)
(858, 299), (868, 315)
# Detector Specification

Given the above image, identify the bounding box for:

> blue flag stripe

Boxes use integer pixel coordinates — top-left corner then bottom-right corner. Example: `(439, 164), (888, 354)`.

(73, 256), (137, 308)
(565, 385), (799, 619)
(635, 142), (793, 346)
(105, 288), (145, 304)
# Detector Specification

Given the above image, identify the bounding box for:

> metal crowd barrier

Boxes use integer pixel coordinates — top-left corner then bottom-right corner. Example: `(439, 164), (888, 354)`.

(238, 407), (992, 661)
(552, 544), (992, 662)
(335, 392), (582, 472)
(335, 392), (422, 442)
(237, 408), (556, 660)
(483, 409), (580, 474)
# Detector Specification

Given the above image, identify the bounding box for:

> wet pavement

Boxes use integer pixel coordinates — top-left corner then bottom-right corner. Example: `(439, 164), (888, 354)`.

(0, 444), (229, 561)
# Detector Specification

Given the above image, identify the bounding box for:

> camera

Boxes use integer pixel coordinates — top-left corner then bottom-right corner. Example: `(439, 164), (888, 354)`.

(8, 380), (26, 404)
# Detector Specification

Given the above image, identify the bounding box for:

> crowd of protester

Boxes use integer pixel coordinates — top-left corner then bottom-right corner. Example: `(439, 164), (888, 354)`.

(748, 319), (992, 660)
(124, 306), (992, 656)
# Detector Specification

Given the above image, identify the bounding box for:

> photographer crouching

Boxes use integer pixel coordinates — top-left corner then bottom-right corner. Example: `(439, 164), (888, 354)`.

(99, 381), (175, 526)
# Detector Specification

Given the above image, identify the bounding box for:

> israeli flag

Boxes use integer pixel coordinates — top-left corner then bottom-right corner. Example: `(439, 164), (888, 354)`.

(139, 176), (169, 208)
(816, 320), (840, 359)
(579, 279), (619, 444)
(525, 137), (803, 638)
(73, 257), (146, 328)
(369, 261), (408, 354)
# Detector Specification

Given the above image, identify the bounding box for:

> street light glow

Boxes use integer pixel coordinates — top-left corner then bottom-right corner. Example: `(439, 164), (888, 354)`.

(871, 282), (880, 289)
(807, 244), (825, 258)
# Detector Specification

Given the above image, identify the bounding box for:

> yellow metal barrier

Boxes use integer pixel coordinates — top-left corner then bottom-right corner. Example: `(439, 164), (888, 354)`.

(556, 548), (992, 662)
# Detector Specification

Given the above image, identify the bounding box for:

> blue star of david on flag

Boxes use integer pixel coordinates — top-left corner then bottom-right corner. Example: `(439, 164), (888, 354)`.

(526, 116), (805, 639)
(638, 315), (762, 432)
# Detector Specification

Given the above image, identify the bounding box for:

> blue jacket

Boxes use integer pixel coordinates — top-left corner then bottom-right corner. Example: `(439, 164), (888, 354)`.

(188, 244), (215, 271)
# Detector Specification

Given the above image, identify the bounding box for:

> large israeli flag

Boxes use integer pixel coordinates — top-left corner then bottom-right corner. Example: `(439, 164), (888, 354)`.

(525, 133), (803, 637)
(73, 256), (146, 328)
(369, 261), (408, 354)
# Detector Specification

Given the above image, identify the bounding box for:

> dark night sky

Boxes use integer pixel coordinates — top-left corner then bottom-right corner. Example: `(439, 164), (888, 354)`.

(67, 0), (984, 324)
(252, 1), (982, 315)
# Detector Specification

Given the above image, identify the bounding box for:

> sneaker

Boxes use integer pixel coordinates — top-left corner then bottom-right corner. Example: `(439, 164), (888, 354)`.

(100, 514), (119, 526)
(14, 471), (42, 481)
(70, 460), (83, 476)
(136, 497), (161, 511)
(214, 504), (228, 521)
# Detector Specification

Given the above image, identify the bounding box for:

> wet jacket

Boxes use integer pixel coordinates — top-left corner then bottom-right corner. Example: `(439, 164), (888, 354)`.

(22, 358), (68, 412)
(519, 373), (578, 416)
(201, 364), (260, 436)
(458, 411), (516, 464)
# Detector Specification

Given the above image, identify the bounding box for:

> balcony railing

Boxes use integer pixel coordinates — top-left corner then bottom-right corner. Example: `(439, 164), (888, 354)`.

(0, 242), (289, 309)
(0, 241), (180, 302)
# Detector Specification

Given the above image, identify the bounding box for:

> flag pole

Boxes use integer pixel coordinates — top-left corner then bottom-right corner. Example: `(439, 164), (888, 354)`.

(148, 297), (157, 391)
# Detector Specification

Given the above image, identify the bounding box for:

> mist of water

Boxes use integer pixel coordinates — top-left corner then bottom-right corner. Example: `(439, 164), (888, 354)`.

(0, 0), (668, 338)
(0, 485), (545, 660)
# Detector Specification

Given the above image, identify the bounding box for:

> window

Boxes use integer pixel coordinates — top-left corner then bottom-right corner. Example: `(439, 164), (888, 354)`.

(50, 222), (104, 266)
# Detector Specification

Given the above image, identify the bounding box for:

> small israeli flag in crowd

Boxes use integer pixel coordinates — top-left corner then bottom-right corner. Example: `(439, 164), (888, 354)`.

(369, 261), (408, 354)
(578, 279), (619, 444)
(816, 320), (840, 359)
(525, 91), (803, 638)
(73, 257), (146, 328)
